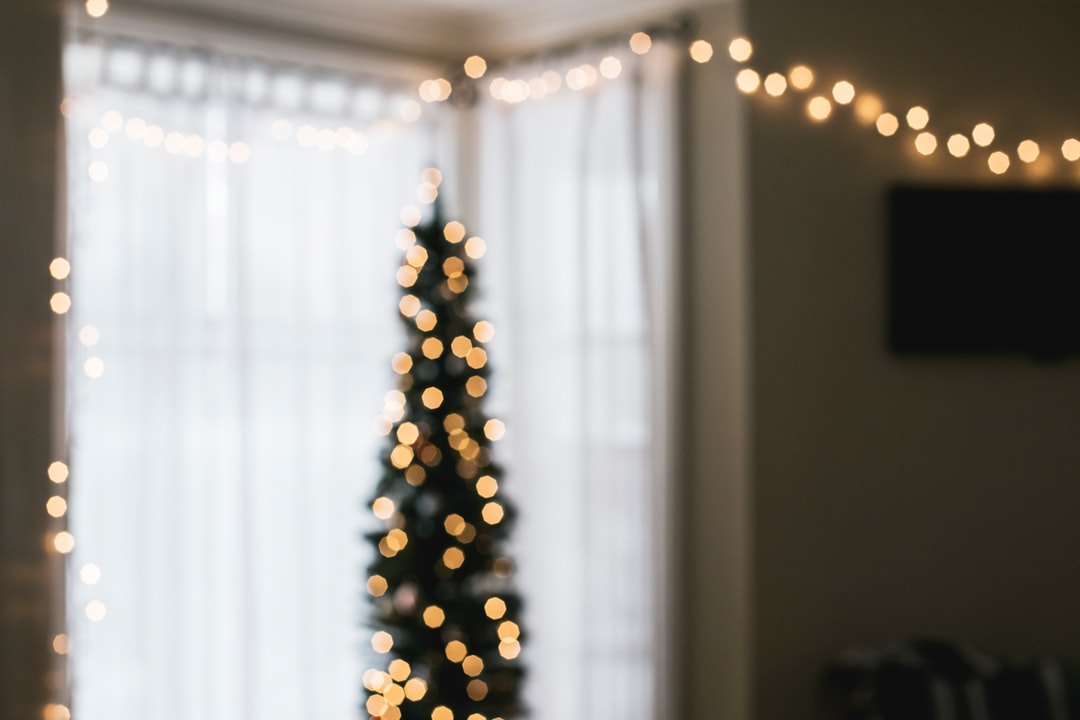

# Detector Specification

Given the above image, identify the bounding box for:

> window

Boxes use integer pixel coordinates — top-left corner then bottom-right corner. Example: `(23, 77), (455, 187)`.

(63, 23), (680, 720)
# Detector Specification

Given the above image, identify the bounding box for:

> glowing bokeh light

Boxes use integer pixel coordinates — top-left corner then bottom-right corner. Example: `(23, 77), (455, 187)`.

(442, 546), (465, 569)
(1017, 139), (1040, 163)
(88, 128), (108, 148)
(85, 0), (108, 17)
(854, 94), (883, 125)
(735, 69), (761, 94)
(48, 461), (69, 484)
(599, 56), (622, 79)
(399, 294), (421, 317)
(444, 221), (466, 243)
(972, 122), (995, 147)
(50, 292), (71, 315)
(831, 81), (855, 105)
(464, 56), (488, 79)
(423, 605), (445, 628)
(462, 655), (484, 676)
(485, 596), (507, 619)
(484, 419), (506, 440)
(88, 161), (109, 182)
(914, 132), (937, 156)
(227, 142), (250, 164)
(445, 640), (468, 663)
(406, 244), (428, 271)
(466, 376), (487, 397)
(422, 387), (444, 409)
(397, 422), (420, 445)
(789, 65), (814, 90)
(467, 679), (488, 700)
(476, 475), (498, 498)
(366, 696), (389, 717)
(689, 40), (714, 64)
(464, 236), (486, 259)
(763, 73), (787, 97)
(1062, 138), (1080, 161)
(404, 677), (428, 701)
(422, 337), (444, 359)
(86, 600), (106, 622)
(445, 513), (467, 536)
(940, 133), (969, 158)
(482, 502), (505, 525)
(988, 151), (1010, 174)
(372, 497), (395, 520)
(367, 575), (388, 596)
(371, 631), (394, 653)
(392, 352), (414, 374)
(728, 37), (753, 62)
(876, 112), (899, 137)
(46, 496), (67, 518)
(807, 96), (832, 121)
(400, 100), (422, 122)
(415, 309), (437, 332)
(43, 704), (71, 720)
(49, 257), (71, 280)
(905, 106), (930, 130)
(629, 32), (652, 55)
(84, 357), (105, 378)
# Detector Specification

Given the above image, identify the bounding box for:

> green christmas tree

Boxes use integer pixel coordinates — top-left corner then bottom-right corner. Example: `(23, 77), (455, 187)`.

(362, 174), (525, 720)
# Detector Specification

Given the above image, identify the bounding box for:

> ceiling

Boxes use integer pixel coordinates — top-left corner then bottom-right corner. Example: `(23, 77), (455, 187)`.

(110, 0), (711, 60)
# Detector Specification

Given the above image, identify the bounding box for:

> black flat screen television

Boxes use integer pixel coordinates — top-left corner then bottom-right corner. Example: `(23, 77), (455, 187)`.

(888, 185), (1080, 360)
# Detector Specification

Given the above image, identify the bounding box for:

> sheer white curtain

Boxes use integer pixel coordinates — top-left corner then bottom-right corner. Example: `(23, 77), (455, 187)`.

(63, 33), (444, 720)
(63, 24), (682, 720)
(475, 39), (682, 720)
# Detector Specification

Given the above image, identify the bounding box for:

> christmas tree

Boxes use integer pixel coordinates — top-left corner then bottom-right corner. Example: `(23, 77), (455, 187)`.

(363, 171), (525, 720)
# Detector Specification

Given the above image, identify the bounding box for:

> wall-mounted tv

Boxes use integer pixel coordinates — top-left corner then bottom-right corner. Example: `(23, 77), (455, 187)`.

(888, 185), (1080, 360)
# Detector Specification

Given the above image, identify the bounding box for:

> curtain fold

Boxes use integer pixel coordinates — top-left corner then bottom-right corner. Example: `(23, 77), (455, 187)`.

(63, 35), (443, 720)
(475, 39), (682, 720)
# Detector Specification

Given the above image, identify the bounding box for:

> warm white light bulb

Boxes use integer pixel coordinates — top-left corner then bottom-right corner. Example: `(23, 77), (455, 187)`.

(905, 106), (930, 130)
(831, 81), (855, 105)
(763, 73), (787, 97)
(807, 96), (832, 121)
(727, 37), (753, 62)
(689, 40), (714, 64)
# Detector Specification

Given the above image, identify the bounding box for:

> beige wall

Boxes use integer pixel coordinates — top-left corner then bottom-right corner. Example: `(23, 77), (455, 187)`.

(0, 2), (65, 719)
(681, 4), (752, 720)
(729, 2), (1080, 719)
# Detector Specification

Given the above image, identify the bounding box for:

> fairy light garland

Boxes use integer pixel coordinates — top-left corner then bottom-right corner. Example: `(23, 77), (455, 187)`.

(75, 0), (1080, 180)
(409, 28), (1080, 180)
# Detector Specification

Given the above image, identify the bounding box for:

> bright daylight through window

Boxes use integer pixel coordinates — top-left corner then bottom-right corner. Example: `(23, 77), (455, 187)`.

(59, 16), (678, 720)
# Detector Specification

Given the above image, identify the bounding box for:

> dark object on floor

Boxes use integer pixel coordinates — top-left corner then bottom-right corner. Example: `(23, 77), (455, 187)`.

(819, 638), (1080, 720)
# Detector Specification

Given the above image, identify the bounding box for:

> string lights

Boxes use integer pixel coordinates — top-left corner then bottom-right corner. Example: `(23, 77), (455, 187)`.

(71, 24), (1078, 182)
(64, 100), (429, 182)
(46, 245), (109, 719)
(405, 27), (1080, 180)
